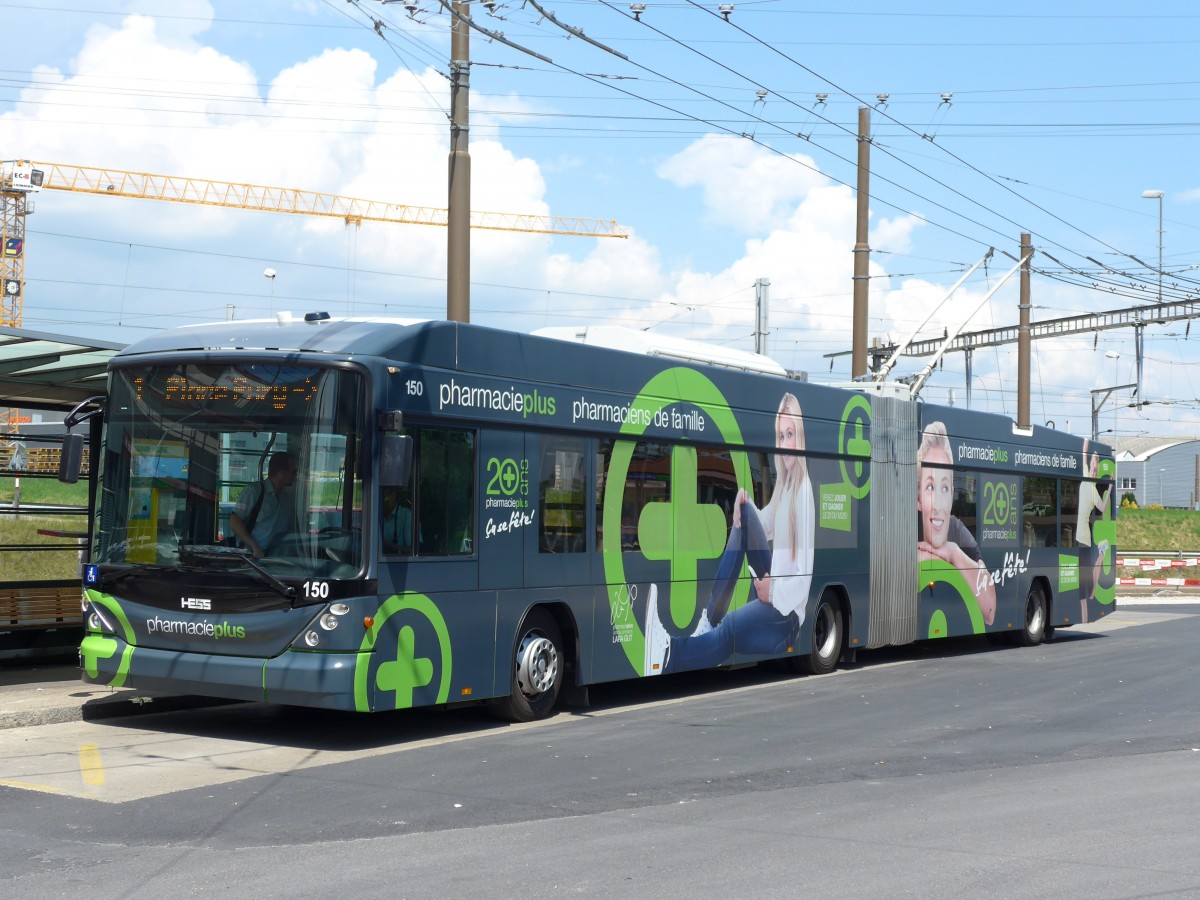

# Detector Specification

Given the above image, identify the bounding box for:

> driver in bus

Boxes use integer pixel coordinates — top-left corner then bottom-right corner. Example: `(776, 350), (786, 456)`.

(229, 451), (298, 558)
(381, 486), (415, 555)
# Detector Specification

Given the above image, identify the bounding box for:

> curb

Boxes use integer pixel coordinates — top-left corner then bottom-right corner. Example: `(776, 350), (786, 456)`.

(0, 690), (238, 731)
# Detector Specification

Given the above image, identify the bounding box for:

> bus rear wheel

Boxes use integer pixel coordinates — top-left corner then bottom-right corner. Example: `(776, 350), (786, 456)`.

(793, 593), (843, 676)
(1017, 585), (1047, 647)
(489, 608), (563, 722)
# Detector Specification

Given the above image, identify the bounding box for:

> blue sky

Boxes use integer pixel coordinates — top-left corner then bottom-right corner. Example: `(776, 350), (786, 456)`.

(4, 0), (1199, 437)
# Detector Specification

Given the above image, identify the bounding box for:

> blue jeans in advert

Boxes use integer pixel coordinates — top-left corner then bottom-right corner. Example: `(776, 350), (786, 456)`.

(665, 503), (799, 673)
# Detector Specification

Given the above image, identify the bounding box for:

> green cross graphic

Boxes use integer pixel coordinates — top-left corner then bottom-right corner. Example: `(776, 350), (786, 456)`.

(354, 593), (452, 713)
(500, 460), (520, 493)
(838, 395), (873, 500)
(599, 367), (750, 675)
(376, 624), (434, 709)
(636, 445), (728, 629)
(79, 592), (135, 687)
(81, 633), (119, 680)
(847, 418), (870, 479)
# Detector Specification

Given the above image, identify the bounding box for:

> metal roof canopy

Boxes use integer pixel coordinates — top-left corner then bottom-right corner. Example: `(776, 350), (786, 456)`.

(0, 324), (124, 410)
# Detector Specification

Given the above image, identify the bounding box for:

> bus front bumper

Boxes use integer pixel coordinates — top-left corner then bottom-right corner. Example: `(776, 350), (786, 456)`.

(80, 634), (370, 712)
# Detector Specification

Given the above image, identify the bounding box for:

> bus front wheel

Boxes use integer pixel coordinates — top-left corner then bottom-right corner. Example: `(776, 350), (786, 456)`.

(1017, 585), (1047, 647)
(489, 608), (563, 723)
(793, 593), (843, 676)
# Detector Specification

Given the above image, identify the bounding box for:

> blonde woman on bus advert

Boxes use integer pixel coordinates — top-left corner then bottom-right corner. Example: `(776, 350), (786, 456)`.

(644, 393), (816, 675)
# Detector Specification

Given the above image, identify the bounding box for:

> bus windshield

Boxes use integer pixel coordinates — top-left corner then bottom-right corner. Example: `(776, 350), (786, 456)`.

(95, 361), (366, 580)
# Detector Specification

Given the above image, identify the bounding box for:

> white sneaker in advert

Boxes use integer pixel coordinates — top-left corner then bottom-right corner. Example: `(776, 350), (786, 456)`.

(643, 584), (670, 677)
(692, 610), (713, 636)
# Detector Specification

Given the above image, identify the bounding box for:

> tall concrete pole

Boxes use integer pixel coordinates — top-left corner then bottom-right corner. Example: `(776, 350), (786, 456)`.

(851, 107), (871, 379)
(1156, 194), (1163, 304)
(754, 277), (770, 356)
(447, 1), (471, 323)
(1017, 232), (1032, 429)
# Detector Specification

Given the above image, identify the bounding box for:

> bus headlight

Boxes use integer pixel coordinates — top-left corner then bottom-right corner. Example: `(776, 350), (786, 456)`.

(329, 602), (350, 616)
(304, 630), (320, 647)
(87, 608), (115, 633)
(319, 613), (339, 631)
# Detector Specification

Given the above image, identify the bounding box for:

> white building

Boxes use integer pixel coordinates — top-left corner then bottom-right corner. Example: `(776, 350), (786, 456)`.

(1113, 436), (1200, 509)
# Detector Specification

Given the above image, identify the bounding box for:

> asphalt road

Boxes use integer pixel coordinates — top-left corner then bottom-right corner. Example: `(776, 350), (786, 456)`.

(2, 604), (1199, 899)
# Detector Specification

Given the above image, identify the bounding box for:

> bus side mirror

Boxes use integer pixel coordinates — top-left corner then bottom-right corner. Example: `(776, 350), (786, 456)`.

(380, 434), (413, 488)
(58, 432), (84, 484)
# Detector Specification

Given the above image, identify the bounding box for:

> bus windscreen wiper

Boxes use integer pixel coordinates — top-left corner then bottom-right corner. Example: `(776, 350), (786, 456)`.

(101, 566), (154, 588)
(180, 544), (297, 603)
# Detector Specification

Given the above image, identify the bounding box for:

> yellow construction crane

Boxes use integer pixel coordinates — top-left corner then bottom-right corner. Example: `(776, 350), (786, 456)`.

(0, 158), (626, 433)
(0, 158), (627, 330)
(0, 161), (40, 331)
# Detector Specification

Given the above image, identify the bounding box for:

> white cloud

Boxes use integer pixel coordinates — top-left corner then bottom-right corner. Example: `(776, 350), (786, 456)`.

(9, 8), (1151, 435)
(4, 13), (562, 299)
(870, 212), (921, 254)
(118, 1), (214, 42)
(657, 135), (827, 234)
(6, 13), (902, 349)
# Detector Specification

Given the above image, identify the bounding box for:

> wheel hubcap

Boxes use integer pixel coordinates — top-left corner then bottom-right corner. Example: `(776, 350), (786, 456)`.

(814, 606), (837, 659)
(516, 631), (558, 696)
(1028, 597), (1044, 634)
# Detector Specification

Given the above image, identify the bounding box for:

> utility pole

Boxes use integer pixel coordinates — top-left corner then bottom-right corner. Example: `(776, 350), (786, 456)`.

(1017, 232), (1032, 429)
(754, 277), (770, 356)
(446, 1), (471, 323)
(851, 107), (870, 379)
(1141, 189), (1164, 304)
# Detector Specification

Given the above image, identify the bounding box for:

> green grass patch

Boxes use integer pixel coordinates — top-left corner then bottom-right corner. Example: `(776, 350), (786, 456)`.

(0, 514), (86, 582)
(1117, 508), (1200, 552)
(0, 477), (89, 507)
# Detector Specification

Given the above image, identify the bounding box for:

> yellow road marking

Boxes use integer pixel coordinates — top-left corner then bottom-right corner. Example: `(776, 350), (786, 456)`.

(0, 778), (65, 794)
(79, 743), (105, 787)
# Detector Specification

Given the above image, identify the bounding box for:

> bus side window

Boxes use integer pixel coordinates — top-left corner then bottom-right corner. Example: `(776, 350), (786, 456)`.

(595, 439), (669, 553)
(953, 471), (978, 536)
(1059, 479), (1080, 548)
(539, 436), (586, 553)
(1023, 475), (1058, 547)
(696, 447), (739, 530)
(381, 485), (416, 556)
(413, 428), (476, 556)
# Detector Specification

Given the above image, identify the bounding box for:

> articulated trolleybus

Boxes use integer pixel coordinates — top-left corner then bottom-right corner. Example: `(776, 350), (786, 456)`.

(65, 315), (1116, 721)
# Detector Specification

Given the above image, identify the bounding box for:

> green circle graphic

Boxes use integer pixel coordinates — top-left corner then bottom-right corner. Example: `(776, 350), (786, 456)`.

(918, 560), (986, 635)
(354, 592), (453, 711)
(838, 394), (873, 499)
(82, 589), (137, 687)
(601, 368), (751, 674)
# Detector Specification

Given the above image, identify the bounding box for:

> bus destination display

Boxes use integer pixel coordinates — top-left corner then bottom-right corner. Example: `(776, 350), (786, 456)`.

(133, 369), (319, 412)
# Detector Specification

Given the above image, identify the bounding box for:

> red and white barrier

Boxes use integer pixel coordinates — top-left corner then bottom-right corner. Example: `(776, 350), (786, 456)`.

(1117, 577), (1200, 587)
(1116, 557), (1199, 571)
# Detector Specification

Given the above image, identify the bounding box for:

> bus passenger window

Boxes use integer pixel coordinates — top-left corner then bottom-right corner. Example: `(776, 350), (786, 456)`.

(1023, 475), (1058, 547)
(411, 428), (475, 556)
(1059, 479), (1079, 547)
(697, 448), (736, 529)
(382, 486), (415, 555)
(595, 439), (670, 553)
(539, 436), (586, 553)
(953, 472), (978, 534)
